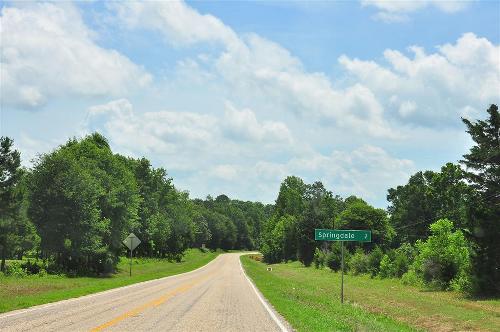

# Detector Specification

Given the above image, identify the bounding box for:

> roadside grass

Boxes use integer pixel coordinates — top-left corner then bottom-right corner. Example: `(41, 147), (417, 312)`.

(0, 249), (220, 313)
(241, 255), (500, 332)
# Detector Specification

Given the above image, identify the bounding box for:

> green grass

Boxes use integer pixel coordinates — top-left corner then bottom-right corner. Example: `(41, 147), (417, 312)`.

(241, 255), (500, 332)
(0, 249), (220, 313)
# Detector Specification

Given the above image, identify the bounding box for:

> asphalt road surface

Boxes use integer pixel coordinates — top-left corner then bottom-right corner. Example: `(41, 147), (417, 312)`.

(0, 253), (289, 332)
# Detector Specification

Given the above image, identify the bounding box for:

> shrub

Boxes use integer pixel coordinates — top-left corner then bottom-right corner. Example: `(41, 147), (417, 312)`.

(325, 243), (344, 271)
(349, 249), (369, 275)
(4, 262), (28, 278)
(313, 248), (325, 269)
(411, 219), (471, 291)
(379, 254), (396, 278)
(367, 246), (384, 277)
(21, 260), (43, 275)
(392, 243), (416, 277)
(401, 269), (421, 286)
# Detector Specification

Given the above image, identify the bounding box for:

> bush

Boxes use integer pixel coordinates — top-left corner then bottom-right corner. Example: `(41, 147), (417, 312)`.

(349, 249), (369, 275)
(325, 242), (346, 272)
(313, 248), (325, 269)
(401, 269), (421, 286)
(411, 219), (471, 291)
(4, 262), (28, 277)
(392, 243), (416, 277)
(379, 254), (396, 278)
(367, 246), (384, 277)
(21, 260), (43, 275)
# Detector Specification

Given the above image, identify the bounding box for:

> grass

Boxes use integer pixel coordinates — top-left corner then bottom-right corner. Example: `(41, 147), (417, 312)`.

(0, 248), (220, 313)
(241, 255), (500, 332)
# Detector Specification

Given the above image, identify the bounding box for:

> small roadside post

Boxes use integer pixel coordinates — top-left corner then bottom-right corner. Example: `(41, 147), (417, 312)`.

(314, 229), (371, 304)
(123, 233), (141, 277)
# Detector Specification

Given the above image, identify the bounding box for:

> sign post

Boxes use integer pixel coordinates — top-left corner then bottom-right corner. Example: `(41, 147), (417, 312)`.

(123, 233), (141, 277)
(341, 241), (344, 304)
(314, 229), (371, 304)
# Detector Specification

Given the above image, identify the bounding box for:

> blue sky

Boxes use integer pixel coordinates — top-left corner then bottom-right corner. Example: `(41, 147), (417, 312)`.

(1, 0), (499, 207)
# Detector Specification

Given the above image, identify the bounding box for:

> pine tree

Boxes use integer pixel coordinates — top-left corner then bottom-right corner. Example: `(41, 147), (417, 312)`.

(461, 104), (500, 295)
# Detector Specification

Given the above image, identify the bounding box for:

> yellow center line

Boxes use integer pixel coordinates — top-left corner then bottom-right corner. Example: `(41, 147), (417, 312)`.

(90, 274), (213, 332)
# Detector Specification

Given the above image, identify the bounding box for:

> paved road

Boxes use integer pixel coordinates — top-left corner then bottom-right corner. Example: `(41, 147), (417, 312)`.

(0, 253), (289, 332)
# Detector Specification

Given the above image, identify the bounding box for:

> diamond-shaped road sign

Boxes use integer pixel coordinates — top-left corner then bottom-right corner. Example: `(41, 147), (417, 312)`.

(123, 233), (141, 251)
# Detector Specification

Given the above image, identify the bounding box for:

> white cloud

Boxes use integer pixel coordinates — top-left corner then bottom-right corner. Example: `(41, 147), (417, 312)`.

(339, 33), (500, 126)
(86, 99), (218, 159)
(223, 102), (293, 144)
(10, 1), (492, 207)
(0, 3), (151, 109)
(111, 2), (399, 139)
(362, 0), (471, 22)
(83, 99), (415, 205)
(210, 164), (239, 181)
(110, 1), (238, 47)
(373, 11), (410, 23)
(281, 145), (415, 200)
(85, 99), (293, 168)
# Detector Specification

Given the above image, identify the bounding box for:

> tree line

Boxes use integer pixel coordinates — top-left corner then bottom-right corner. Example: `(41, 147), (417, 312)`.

(0, 133), (271, 275)
(260, 105), (499, 297)
(0, 104), (498, 296)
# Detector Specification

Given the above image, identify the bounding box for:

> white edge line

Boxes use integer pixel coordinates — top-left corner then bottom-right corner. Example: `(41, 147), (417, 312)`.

(239, 255), (289, 332)
(0, 252), (223, 319)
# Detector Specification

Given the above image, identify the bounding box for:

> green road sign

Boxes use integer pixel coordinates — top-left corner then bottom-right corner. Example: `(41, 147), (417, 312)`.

(315, 229), (371, 242)
(314, 228), (372, 304)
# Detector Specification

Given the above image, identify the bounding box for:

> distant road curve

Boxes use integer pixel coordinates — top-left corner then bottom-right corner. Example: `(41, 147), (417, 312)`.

(0, 253), (290, 332)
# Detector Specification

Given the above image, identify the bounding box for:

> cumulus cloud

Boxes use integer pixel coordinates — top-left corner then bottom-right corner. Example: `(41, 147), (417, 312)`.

(223, 102), (293, 144)
(339, 33), (500, 127)
(271, 145), (416, 200)
(111, 1), (398, 138)
(362, 0), (471, 22)
(197, 144), (415, 204)
(85, 99), (293, 169)
(110, 1), (238, 47)
(0, 3), (151, 109)
(83, 99), (415, 204)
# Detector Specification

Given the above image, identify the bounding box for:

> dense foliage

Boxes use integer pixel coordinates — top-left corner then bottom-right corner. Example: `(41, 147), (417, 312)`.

(408, 219), (471, 291)
(0, 105), (498, 297)
(0, 137), (26, 271)
(1, 134), (269, 275)
(261, 105), (498, 297)
(461, 104), (500, 295)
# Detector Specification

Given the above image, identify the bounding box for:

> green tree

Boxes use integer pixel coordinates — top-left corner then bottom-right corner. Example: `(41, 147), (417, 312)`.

(296, 181), (333, 266)
(461, 104), (500, 295)
(274, 176), (306, 218)
(27, 134), (140, 273)
(387, 163), (470, 245)
(387, 171), (435, 244)
(0, 137), (22, 271)
(336, 198), (393, 251)
(410, 219), (471, 291)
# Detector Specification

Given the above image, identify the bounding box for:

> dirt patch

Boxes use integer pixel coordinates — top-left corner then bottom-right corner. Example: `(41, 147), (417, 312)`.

(1, 284), (67, 297)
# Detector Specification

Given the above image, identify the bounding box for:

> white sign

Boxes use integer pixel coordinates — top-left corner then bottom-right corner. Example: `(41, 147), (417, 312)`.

(123, 233), (141, 251)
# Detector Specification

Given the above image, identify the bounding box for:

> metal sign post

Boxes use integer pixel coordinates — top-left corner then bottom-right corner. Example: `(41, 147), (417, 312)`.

(123, 233), (141, 277)
(315, 229), (371, 304)
(341, 241), (344, 304)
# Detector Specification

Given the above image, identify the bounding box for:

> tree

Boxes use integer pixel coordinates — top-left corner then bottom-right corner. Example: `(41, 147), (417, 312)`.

(0, 137), (22, 271)
(387, 163), (470, 245)
(387, 171), (435, 244)
(296, 182), (332, 266)
(27, 134), (140, 273)
(461, 104), (500, 295)
(410, 219), (471, 291)
(336, 197), (393, 251)
(274, 176), (306, 218)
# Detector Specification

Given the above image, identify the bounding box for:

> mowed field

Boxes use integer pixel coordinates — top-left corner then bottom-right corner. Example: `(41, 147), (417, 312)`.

(241, 255), (500, 332)
(0, 249), (219, 313)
